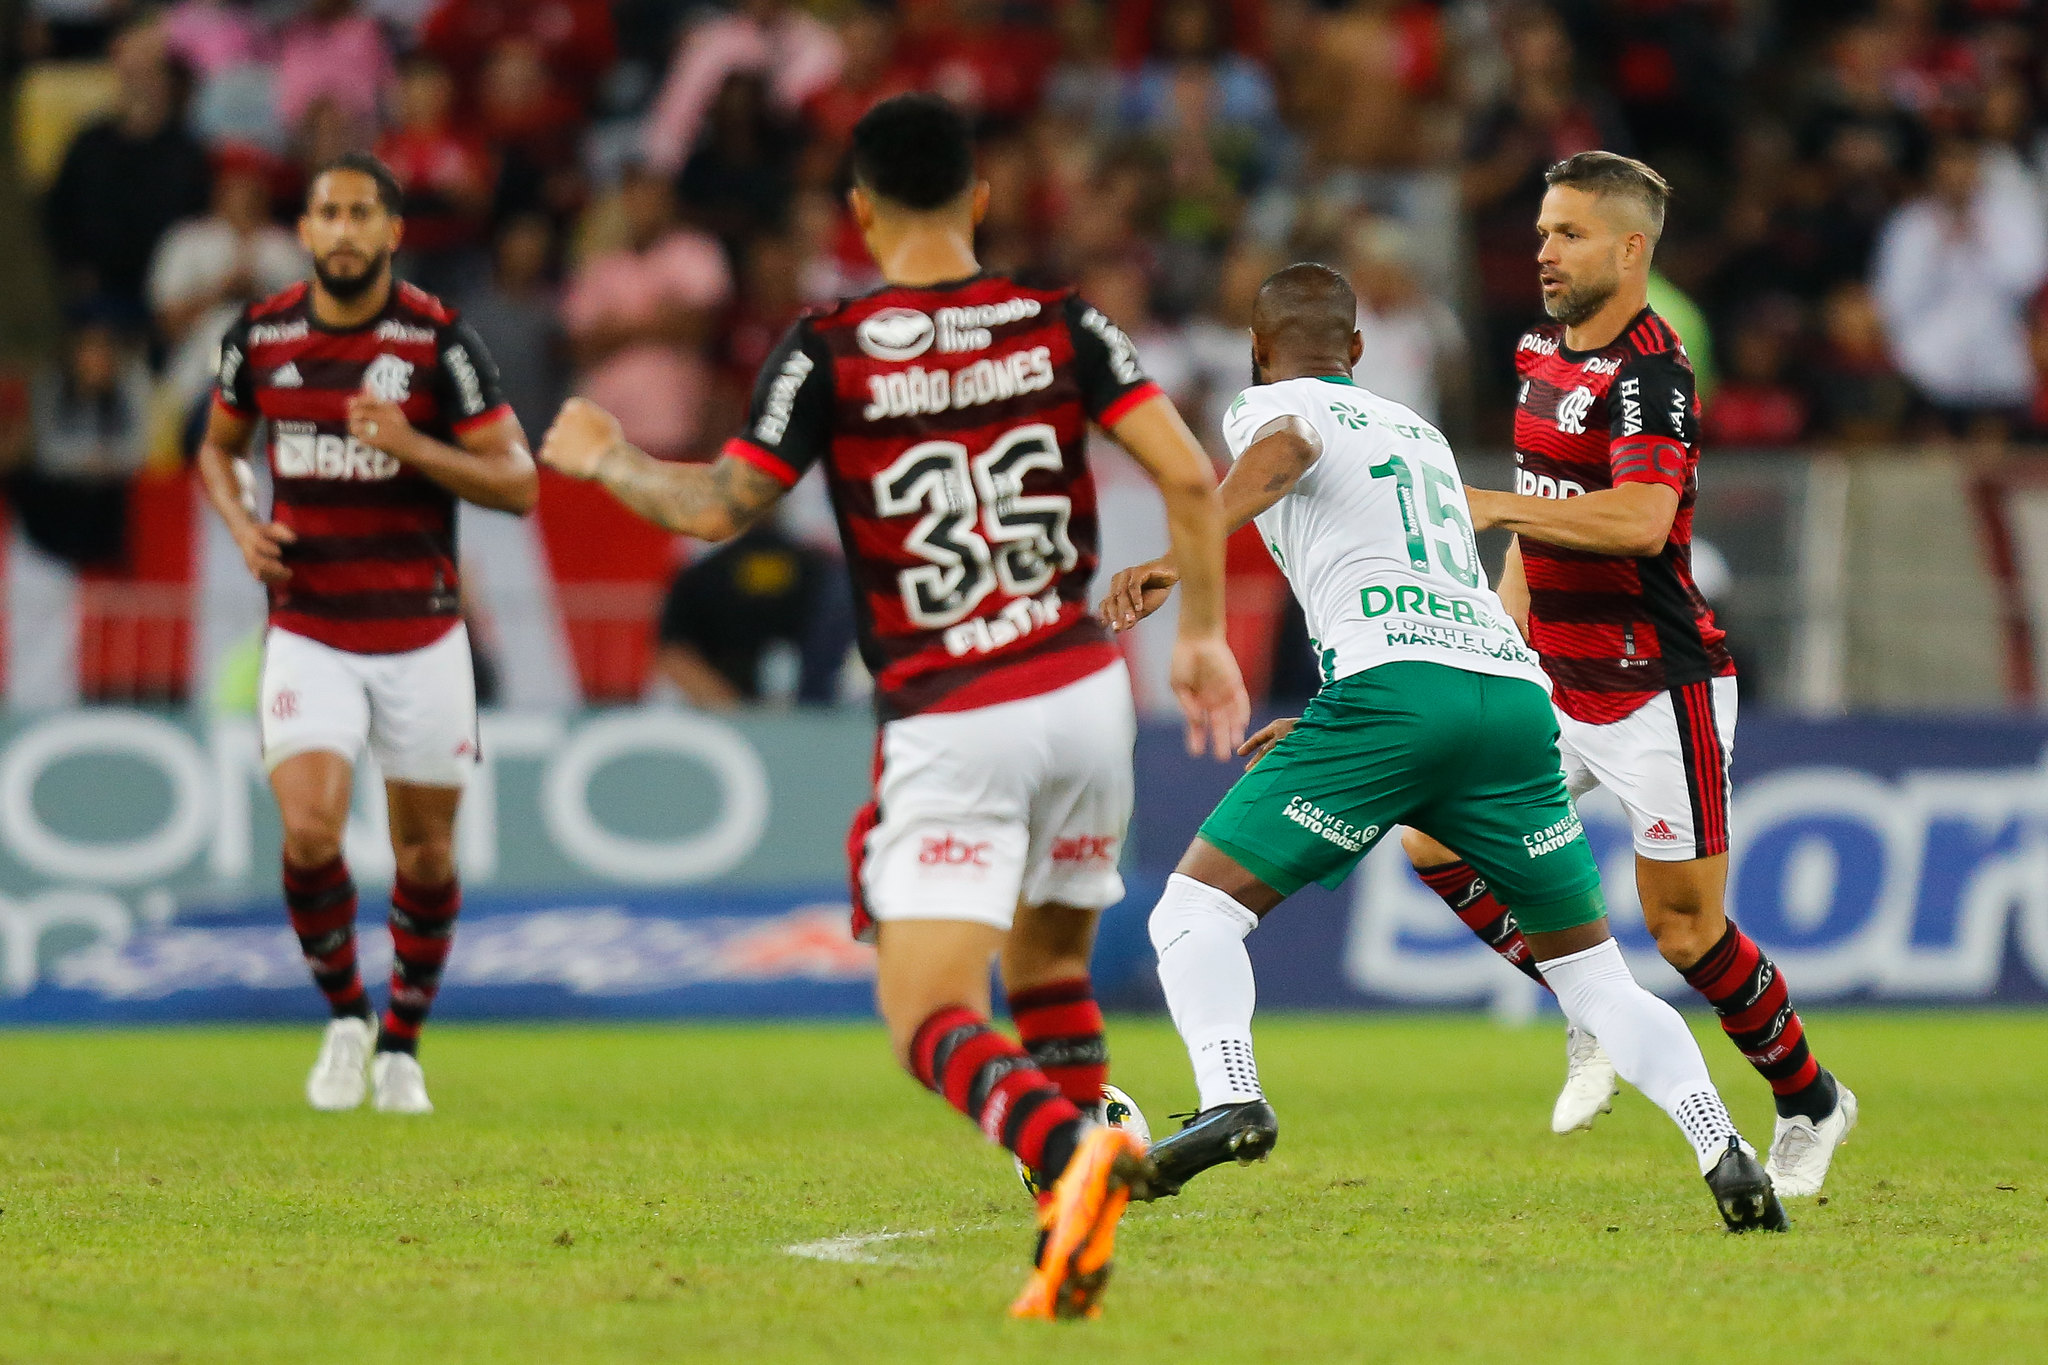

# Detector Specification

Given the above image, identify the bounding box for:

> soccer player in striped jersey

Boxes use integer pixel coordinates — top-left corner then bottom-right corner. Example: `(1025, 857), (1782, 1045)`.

(538, 94), (1248, 1319)
(195, 153), (537, 1115)
(1402, 152), (1857, 1197)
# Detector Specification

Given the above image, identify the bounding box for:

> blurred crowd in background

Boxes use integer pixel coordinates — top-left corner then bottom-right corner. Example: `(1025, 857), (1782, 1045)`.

(4, 0), (2048, 709)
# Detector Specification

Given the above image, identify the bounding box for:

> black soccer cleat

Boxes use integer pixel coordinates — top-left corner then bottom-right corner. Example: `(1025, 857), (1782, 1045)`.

(1137, 1099), (1279, 1201)
(1705, 1137), (1790, 1233)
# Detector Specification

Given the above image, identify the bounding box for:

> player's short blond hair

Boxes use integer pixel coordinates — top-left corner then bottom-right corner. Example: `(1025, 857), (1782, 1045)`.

(1544, 151), (1671, 245)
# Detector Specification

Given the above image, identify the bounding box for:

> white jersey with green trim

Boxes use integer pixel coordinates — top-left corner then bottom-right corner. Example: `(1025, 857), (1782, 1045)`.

(1220, 375), (1549, 691)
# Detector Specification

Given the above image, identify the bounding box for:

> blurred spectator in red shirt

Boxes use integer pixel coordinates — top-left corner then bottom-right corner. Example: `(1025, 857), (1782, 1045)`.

(378, 55), (495, 293)
(641, 0), (843, 178)
(1810, 281), (1912, 445)
(275, 0), (393, 138)
(419, 0), (616, 109)
(561, 166), (731, 460)
(1705, 320), (1809, 448)
(479, 37), (589, 225)
(900, 0), (1059, 124)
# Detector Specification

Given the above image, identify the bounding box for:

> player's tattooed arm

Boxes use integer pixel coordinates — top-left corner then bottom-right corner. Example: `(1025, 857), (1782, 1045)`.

(540, 398), (783, 541)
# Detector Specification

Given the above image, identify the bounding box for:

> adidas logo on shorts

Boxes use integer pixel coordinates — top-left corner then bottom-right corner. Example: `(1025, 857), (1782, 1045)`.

(1643, 819), (1679, 842)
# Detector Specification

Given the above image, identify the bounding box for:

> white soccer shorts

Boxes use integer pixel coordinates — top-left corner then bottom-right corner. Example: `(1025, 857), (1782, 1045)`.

(258, 623), (480, 788)
(1556, 675), (1738, 862)
(851, 661), (1136, 942)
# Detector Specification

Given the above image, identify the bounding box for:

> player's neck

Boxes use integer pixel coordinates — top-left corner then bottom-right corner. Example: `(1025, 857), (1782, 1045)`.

(310, 274), (393, 330)
(1561, 281), (1649, 353)
(870, 228), (980, 290)
(1261, 354), (1355, 385)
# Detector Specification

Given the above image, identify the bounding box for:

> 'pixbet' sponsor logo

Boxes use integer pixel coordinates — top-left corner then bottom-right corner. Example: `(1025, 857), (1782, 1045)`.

(1518, 332), (1558, 356)
(856, 308), (935, 361)
(935, 297), (1041, 353)
(1522, 810), (1584, 858)
(918, 834), (992, 868)
(1581, 356), (1621, 376)
(1619, 376), (1643, 436)
(1554, 385), (1595, 435)
(862, 347), (1055, 421)
(1515, 468), (1587, 499)
(274, 431), (402, 480)
(1283, 797), (1377, 853)
(1050, 835), (1118, 865)
(942, 589), (1064, 658)
(374, 320), (436, 345)
(248, 320), (309, 346)
(753, 346), (814, 444)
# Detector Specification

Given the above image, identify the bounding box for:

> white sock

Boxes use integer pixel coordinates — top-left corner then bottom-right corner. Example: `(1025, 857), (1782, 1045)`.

(1538, 939), (1743, 1174)
(1150, 873), (1264, 1110)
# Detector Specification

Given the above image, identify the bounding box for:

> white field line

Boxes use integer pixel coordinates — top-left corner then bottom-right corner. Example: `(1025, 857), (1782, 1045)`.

(782, 1209), (1209, 1267)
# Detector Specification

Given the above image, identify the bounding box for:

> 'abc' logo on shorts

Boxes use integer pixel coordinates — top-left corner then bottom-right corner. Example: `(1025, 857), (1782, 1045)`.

(918, 834), (991, 869)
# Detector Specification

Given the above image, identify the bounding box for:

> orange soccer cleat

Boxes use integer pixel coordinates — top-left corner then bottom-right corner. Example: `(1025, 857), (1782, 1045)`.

(1008, 1125), (1155, 1321)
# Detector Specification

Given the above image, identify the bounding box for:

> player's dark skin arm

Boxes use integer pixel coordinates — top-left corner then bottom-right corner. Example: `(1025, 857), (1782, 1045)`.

(196, 404), (296, 583)
(1098, 415), (1318, 632)
(535, 397), (784, 541)
(1464, 482), (1679, 558)
(345, 398), (539, 515)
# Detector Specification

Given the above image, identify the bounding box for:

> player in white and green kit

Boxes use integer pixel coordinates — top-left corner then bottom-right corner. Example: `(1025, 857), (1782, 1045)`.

(1100, 264), (1784, 1233)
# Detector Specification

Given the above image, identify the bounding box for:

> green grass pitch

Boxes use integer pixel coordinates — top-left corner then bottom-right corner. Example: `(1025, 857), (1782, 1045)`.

(3, 1013), (2044, 1364)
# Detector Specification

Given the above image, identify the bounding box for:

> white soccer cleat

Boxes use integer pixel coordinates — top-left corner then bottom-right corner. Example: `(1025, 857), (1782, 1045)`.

(306, 1017), (373, 1111)
(1551, 1024), (1619, 1134)
(371, 1052), (434, 1114)
(1766, 1083), (1857, 1197)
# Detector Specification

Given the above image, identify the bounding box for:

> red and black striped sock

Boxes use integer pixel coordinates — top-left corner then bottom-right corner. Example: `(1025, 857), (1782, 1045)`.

(1680, 920), (1836, 1121)
(284, 856), (370, 1020)
(1007, 977), (1108, 1110)
(1415, 861), (1549, 990)
(377, 875), (461, 1056)
(908, 1006), (1088, 1184)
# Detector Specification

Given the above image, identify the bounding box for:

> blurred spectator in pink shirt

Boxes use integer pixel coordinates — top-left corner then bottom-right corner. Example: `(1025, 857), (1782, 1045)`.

(162, 0), (265, 79)
(640, 0), (843, 177)
(275, 0), (394, 136)
(562, 166), (732, 460)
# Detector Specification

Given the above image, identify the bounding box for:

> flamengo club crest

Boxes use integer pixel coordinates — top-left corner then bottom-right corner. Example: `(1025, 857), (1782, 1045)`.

(363, 353), (415, 402)
(1554, 384), (1595, 435)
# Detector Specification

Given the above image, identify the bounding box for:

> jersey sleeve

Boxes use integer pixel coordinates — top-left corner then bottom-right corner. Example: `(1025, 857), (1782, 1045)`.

(1608, 349), (1695, 491)
(435, 318), (513, 435)
(722, 319), (835, 488)
(213, 309), (257, 418)
(1063, 294), (1162, 426)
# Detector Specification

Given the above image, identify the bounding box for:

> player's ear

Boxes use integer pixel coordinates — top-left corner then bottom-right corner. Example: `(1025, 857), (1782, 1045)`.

(387, 212), (404, 254)
(970, 180), (991, 228)
(847, 185), (875, 234)
(297, 212), (315, 253)
(1348, 329), (1364, 369)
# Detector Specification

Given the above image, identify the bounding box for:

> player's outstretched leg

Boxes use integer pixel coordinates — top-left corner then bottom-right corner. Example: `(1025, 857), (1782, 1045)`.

(1400, 829), (1619, 1134)
(1641, 857), (1855, 1197)
(1529, 927), (1786, 1232)
(1143, 870), (1280, 1199)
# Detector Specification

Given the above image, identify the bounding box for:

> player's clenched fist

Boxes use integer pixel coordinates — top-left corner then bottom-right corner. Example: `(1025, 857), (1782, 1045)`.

(345, 390), (415, 456)
(538, 398), (625, 480)
(233, 519), (296, 584)
(1097, 558), (1180, 633)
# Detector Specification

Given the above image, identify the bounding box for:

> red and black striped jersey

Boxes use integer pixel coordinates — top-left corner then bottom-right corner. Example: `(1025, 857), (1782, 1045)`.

(215, 280), (512, 655)
(1512, 306), (1734, 724)
(722, 273), (1161, 720)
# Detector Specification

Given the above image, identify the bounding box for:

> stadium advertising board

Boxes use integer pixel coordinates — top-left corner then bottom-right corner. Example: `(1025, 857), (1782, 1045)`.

(0, 710), (2041, 1021)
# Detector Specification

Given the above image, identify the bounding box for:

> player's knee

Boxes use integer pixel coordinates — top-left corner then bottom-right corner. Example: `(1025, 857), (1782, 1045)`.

(1148, 874), (1256, 954)
(392, 835), (456, 887)
(279, 812), (343, 869)
(1643, 901), (1724, 969)
(1401, 827), (1457, 868)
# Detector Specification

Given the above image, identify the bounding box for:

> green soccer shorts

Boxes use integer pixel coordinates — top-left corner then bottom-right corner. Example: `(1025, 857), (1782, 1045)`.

(1197, 661), (1605, 934)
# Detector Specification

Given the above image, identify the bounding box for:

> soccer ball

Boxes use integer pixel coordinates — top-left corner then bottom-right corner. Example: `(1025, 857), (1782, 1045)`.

(1016, 1084), (1151, 1197)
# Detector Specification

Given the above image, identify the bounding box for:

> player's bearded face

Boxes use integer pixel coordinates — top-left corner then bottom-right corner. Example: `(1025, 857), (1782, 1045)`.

(312, 244), (391, 302)
(1539, 260), (1619, 327)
